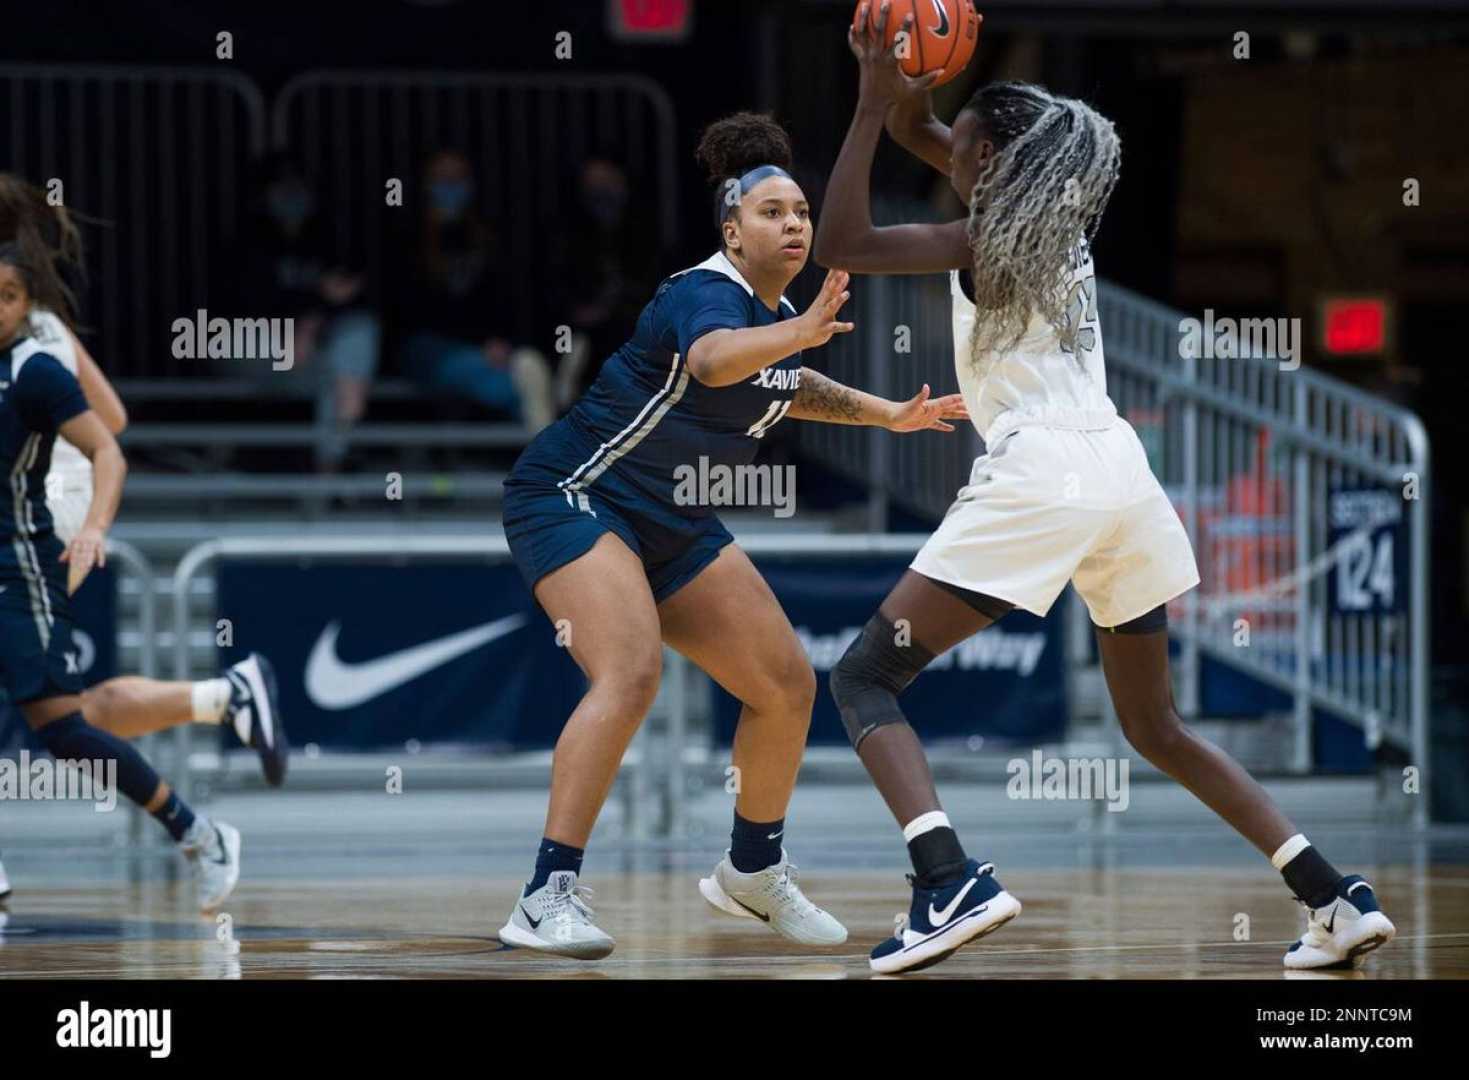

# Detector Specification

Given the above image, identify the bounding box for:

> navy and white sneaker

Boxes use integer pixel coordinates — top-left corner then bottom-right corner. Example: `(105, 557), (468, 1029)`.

(225, 653), (288, 787)
(1284, 875), (1395, 970)
(498, 871), (615, 960)
(870, 859), (1021, 975)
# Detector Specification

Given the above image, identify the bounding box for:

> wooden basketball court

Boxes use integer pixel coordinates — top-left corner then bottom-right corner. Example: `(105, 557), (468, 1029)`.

(3, 866), (1466, 979)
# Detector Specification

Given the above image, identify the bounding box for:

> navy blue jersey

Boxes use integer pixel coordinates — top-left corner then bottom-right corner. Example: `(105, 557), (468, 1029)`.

(557, 251), (804, 508)
(1, 337), (88, 566)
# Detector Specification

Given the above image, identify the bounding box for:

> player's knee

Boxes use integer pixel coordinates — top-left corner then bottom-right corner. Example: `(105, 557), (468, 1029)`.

(829, 615), (933, 751)
(759, 653), (818, 719)
(594, 650), (663, 719)
(32, 711), (90, 756)
(1118, 705), (1187, 762)
(79, 680), (124, 725)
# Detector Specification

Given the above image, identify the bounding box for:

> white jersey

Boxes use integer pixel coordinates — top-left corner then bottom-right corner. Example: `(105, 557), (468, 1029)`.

(12, 310), (93, 543)
(950, 237), (1117, 445)
(916, 239), (1200, 628)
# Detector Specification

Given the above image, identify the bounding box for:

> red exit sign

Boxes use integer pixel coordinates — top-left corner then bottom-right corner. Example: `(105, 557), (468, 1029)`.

(608, 0), (693, 41)
(1320, 296), (1392, 357)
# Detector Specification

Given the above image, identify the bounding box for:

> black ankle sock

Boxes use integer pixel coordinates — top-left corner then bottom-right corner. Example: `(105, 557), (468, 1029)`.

(1281, 846), (1344, 909)
(526, 838), (584, 895)
(909, 826), (968, 888)
(151, 791), (197, 842)
(729, 811), (783, 873)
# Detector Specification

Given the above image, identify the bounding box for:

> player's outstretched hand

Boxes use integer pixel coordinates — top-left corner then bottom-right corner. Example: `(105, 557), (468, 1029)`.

(797, 269), (855, 349)
(885, 383), (969, 433)
(60, 525), (106, 595)
(849, 2), (941, 108)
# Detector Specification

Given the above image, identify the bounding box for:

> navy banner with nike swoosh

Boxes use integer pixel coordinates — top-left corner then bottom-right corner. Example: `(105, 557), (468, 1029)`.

(215, 561), (584, 750)
(210, 555), (1068, 753)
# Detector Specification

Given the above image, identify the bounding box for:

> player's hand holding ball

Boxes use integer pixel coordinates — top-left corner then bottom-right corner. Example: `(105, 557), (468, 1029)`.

(60, 524), (106, 595)
(850, 0), (981, 107)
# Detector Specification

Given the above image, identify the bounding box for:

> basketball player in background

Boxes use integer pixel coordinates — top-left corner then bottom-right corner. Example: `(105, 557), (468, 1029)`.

(0, 175), (287, 906)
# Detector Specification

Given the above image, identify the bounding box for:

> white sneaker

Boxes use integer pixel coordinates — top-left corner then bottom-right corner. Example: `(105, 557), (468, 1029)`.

(498, 871), (614, 960)
(1284, 875), (1395, 970)
(183, 820), (241, 913)
(699, 850), (848, 946)
(0, 856), (11, 904)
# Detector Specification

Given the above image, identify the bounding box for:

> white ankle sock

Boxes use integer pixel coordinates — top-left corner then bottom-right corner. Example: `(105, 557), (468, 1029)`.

(191, 679), (231, 724)
(902, 810), (952, 843)
(1270, 833), (1311, 870)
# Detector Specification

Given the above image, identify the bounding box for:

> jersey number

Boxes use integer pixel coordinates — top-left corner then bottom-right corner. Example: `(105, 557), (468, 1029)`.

(1060, 274), (1098, 355)
(746, 400), (793, 439)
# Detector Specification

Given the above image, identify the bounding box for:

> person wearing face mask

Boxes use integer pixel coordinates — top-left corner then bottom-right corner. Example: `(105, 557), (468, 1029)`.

(396, 150), (554, 431)
(238, 155), (381, 473)
(546, 155), (661, 409)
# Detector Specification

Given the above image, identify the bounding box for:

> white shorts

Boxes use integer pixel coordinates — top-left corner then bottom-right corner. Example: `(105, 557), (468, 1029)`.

(910, 419), (1200, 628)
(46, 483), (93, 546)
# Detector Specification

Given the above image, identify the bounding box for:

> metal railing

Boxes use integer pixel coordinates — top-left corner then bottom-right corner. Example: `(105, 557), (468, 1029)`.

(797, 274), (1431, 823)
(0, 65), (267, 377)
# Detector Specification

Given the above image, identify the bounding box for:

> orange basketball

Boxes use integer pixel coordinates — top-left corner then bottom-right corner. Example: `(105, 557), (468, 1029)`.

(851, 0), (981, 88)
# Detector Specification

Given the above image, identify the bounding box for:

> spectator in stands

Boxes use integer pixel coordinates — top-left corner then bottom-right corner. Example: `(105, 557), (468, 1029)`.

(239, 153), (380, 472)
(395, 150), (554, 431)
(546, 154), (661, 409)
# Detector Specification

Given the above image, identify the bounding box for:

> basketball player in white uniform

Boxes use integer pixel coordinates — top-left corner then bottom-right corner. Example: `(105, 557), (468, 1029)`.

(808, 5), (1395, 975)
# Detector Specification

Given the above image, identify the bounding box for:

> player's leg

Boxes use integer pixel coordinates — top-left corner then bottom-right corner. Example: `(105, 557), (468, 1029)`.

(81, 653), (288, 786)
(1082, 457), (1394, 970)
(833, 570), (1023, 973)
(1094, 616), (1395, 968)
(20, 693), (240, 911)
(655, 543), (845, 946)
(497, 531), (663, 959)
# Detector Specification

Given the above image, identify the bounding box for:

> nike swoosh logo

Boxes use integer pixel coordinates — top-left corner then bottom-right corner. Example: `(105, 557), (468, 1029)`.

(520, 906), (542, 930)
(930, 0), (950, 37)
(732, 897), (771, 922)
(1323, 903), (1338, 934)
(305, 613), (528, 710)
(767, 830), (783, 840)
(928, 876), (978, 928)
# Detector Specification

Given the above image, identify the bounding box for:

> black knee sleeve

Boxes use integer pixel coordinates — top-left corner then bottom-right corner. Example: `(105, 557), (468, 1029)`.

(35, 711), (163, 808)
(1097, 604), (1168, 634)
(829, 615), (934, 750)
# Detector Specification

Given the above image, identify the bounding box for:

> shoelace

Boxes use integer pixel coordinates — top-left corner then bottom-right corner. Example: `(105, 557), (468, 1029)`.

(546, 884), (597, 923)
(891, 912), (910, 940)
(766, 863), (819, 918)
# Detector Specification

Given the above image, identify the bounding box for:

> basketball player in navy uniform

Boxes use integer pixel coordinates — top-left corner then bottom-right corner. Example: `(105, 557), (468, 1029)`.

(0, 176), (285, 905)
(498, 112), (969, 958)
(811, 3), (1395, 974)
(0, 241), (241, 911)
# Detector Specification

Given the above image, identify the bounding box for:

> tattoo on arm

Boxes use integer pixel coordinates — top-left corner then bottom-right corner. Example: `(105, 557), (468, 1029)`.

(790, 368), (866, 424)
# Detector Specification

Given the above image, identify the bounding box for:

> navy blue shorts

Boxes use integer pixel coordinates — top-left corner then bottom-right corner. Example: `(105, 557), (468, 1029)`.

(505, 421), (734, 605)
(0, 535), (85, 705)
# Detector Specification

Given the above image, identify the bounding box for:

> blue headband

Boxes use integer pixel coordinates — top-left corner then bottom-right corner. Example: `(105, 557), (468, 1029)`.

(715, 165), (793, 230)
